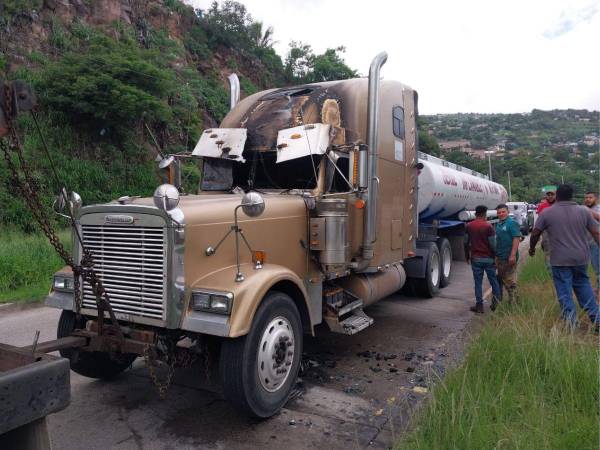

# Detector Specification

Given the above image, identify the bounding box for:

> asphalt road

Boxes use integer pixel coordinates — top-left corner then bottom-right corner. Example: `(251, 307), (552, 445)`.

(0, 261), (489, 450)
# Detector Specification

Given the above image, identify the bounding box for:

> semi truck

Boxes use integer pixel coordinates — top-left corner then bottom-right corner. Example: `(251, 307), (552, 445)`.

(36, 52), (507, 417)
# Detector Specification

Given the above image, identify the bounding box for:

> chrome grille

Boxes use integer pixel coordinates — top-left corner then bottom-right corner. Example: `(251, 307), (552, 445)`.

(81, 224), (166, 320)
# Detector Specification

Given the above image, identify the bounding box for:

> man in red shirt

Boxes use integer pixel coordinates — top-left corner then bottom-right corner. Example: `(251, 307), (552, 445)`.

(536, 186), (556, 215)
(536, 186), (556, 267)
(465, 205), (501, 313)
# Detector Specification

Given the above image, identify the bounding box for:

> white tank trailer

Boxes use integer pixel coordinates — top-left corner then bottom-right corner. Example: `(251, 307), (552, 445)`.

(400, 152), (508, 294)
(417, 153), (508, 221)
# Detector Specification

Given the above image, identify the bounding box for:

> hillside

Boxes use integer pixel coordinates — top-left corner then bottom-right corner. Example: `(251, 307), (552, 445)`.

(0, 0), (355, 231)
(0, 1), (597, 230)
(419, 110), (599, 202)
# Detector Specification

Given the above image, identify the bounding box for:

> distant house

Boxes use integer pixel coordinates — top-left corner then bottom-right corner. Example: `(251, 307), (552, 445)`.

(438, 139), (471, 152)
(555, 161), (567, 167)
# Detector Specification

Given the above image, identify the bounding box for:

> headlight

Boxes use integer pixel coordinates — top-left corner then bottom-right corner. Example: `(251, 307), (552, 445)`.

(191, 290), (233, 314)
(53, 275), (74, 292)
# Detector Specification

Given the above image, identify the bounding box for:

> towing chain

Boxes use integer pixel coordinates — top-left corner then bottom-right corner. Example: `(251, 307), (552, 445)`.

(143, 344), (176, 399)
(0, 83), (123, 339)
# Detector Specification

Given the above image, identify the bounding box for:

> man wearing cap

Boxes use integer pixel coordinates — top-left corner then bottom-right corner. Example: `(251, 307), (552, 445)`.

(529, 184), (600, 330)
(536, 186), (556, 268)
(536, 186), (556, 215)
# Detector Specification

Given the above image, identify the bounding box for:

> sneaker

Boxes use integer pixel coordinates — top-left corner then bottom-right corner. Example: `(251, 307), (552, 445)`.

(490, 296), (500, 312)
(470, 304), (484, 314)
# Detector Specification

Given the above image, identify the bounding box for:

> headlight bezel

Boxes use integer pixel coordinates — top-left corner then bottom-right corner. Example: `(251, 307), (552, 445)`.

(53, 274), (74, 292)
(191, 290), (233, 315)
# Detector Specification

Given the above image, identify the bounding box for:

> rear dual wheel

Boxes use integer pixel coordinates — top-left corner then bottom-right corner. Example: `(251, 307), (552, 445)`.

(413, 242), (441, 297)
(437, 237), (452, 288)
(411, 238), (452, 297)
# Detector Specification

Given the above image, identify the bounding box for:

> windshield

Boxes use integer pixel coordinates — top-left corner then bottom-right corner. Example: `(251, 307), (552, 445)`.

(201, 153), (322, 191)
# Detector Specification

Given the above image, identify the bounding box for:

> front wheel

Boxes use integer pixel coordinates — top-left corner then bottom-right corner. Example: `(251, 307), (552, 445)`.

(219, 291), (302, 418)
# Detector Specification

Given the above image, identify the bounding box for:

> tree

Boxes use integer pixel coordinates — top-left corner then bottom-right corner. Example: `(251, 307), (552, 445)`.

(248, 21), (275, 49)
(285, 43), (357, 84)
(309, 47), (357, 82)
(285, 41), (314, 81)
(37, 35), (174, 141)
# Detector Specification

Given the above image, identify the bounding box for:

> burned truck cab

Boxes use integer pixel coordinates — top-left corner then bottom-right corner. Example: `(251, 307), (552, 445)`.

(45, 52), (422, 417)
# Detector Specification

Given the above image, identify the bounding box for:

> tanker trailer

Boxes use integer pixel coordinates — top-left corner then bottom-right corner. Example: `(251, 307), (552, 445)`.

(402, 152), (508, 296)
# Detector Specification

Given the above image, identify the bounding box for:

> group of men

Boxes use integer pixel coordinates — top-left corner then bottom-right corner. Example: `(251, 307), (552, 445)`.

(464, 203), (520, 314)
(465, 184), (600, 332)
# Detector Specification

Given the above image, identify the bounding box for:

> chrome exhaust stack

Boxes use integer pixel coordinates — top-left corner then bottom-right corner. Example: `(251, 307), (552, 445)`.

(361, 52), (388, 265)
(228, 74), (240, 110)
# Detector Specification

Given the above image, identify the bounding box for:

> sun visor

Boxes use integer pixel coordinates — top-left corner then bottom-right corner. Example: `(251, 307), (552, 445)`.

(276, 124), (331, 163)
(192, 128), (247, 163)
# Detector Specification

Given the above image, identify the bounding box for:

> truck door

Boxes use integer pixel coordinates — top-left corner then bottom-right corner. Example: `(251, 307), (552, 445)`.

(389, 90), (418, 258)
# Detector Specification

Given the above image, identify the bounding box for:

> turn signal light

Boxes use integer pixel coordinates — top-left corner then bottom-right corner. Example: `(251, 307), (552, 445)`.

(253, 250), (267, 265)
(354, 199), (366, 209)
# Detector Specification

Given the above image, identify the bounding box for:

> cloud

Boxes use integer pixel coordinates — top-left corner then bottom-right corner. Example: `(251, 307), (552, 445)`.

(543, 1), (599, 39)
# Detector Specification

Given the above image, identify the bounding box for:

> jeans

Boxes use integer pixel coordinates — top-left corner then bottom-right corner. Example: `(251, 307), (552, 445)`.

(471, 258), (501, 305)
(590, 242), (600, 288)
(551, 265), (599, 327)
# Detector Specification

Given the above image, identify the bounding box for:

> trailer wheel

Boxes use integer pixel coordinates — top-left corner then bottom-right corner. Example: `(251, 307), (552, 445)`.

(437, 238), (452, 288)
(219, 291), (302, 418)
(414, 243), (441, 298)
(57, 310), (136, 380)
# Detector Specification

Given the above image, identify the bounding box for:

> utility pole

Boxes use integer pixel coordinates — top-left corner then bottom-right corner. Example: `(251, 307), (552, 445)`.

(507, 170), (512, 201)
(485, 150), (493, 181)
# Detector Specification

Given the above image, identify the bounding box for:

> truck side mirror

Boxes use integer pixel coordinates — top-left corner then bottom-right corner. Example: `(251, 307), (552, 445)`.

(53, 190), (82, 218)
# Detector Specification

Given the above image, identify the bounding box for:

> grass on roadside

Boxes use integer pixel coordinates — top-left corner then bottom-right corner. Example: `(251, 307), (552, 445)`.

(400, 253), (599, 450)
(0, 229), (71, 303)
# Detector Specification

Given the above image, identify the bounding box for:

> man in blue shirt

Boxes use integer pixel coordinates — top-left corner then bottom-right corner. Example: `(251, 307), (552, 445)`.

(495, 204), (521, 304)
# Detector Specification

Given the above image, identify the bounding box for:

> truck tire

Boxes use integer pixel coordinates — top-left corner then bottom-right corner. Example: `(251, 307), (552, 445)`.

(219, 291), (302, 418)
(57, 310), (136, 380)
(414, 242), (441, 298)
(437, 237), (452, 288)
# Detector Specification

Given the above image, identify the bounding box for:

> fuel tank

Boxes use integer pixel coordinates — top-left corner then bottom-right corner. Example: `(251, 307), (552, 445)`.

(417, 156), (508, 221)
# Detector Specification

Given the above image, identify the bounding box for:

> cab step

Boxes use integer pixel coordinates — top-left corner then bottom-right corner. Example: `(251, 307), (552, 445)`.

(322, 287), (374, 335)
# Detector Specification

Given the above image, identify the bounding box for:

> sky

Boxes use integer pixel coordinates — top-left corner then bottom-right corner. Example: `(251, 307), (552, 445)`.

(185, 0), (600, 114)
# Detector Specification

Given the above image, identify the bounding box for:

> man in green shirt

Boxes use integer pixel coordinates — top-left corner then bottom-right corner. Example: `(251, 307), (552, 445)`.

(495, 203), (521, 303)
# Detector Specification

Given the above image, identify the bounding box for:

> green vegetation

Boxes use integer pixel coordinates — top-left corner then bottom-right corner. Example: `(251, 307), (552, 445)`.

(400, 253), (599, 449)
(0, 229), (71, 303)
(0, 0), (43, 16)
(285, 41), (358, 83)
(0, 0), (358, 234)
(419, 110), (599, 202)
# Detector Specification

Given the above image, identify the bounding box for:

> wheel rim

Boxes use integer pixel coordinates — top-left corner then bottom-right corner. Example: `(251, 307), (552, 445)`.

(257, 316), (295, 393)
(430, 251), (440, 286)
(442, 246), (451, 278)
